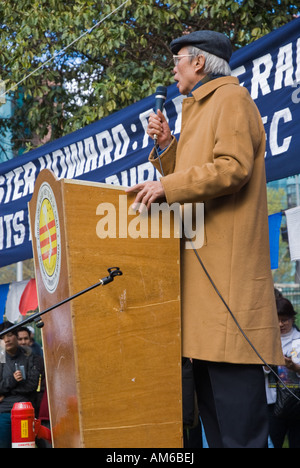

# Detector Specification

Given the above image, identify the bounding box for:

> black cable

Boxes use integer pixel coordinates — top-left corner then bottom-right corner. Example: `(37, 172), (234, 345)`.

(154, 143), (165, 176)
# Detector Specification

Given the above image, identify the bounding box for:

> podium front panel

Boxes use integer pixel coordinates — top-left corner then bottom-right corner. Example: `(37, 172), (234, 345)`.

(29, 170), (182, 448)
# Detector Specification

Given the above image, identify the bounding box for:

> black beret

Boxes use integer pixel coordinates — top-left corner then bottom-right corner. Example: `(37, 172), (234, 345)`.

(170, 30), (232, 63)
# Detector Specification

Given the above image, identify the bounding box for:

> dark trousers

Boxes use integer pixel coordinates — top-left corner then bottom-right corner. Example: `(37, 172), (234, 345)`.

(0, 413), (11, 448)
(268, 404), (300, 448)
(192, 360), (268, 448)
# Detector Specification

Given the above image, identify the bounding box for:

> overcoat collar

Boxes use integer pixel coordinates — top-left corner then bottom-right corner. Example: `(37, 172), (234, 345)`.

(190, 76), (240, 102)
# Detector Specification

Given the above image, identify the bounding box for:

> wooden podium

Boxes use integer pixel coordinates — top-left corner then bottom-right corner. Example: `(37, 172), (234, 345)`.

(28, 169), (182, 448)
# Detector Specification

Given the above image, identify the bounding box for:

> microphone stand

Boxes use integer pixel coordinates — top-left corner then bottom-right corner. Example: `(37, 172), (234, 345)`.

(0, 267), (123, 338)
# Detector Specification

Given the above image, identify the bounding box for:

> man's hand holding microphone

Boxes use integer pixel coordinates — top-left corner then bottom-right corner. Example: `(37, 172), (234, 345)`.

(126, 86), (171, 211)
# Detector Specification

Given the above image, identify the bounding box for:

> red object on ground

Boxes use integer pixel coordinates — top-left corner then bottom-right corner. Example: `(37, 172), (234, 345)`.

(11, 402), (36, 448)
(11, 402), (52, 448)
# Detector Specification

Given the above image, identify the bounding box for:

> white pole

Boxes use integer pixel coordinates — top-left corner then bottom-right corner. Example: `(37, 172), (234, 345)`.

(296, 175), (300, 206)
(16, 261), (23, 282)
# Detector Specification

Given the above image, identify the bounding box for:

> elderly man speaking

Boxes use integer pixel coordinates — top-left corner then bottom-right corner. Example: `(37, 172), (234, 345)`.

(127, 30), (284, 448)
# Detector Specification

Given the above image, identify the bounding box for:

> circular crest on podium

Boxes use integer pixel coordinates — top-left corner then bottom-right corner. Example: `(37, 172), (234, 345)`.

(35, 182), (61, 293)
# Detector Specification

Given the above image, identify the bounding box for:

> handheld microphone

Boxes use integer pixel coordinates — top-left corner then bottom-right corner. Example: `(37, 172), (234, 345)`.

(154, 85), (167, 144)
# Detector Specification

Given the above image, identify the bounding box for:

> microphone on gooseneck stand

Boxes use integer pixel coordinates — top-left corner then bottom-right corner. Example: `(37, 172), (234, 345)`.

(154, 85), (167, 145)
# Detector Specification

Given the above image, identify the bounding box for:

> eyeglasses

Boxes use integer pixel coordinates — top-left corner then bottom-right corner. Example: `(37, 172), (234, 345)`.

(172, 54), (195, 66)
(278, 317), (293, 324)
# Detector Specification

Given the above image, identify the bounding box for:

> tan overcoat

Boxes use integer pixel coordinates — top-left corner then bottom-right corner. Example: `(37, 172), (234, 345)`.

(150, 76), (284, 365)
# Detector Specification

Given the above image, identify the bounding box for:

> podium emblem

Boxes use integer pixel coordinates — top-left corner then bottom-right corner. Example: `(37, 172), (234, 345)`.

(35, 182), (61, 293)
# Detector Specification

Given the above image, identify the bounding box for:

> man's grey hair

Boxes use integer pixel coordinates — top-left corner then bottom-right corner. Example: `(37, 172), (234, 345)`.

(187, 46), (231, 76)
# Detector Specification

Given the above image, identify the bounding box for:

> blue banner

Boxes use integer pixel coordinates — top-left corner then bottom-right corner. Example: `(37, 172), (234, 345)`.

(230, 18), (300, 184)
(0, 18), (300, 267)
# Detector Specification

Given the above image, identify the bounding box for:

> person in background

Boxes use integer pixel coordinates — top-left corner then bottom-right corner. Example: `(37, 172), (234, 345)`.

(27, 326), (43, 357)
(265, 295), (300, 448)
(17, 326), (45, 418)
(0, 322), (40, 448)
(17, 326), (32, 348)
(17, 326), (51, 448)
